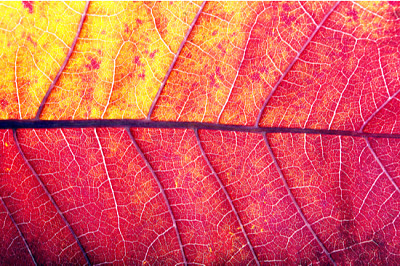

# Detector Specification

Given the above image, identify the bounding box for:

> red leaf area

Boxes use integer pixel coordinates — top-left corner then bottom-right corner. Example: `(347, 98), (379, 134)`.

(1, 1), (400, 265)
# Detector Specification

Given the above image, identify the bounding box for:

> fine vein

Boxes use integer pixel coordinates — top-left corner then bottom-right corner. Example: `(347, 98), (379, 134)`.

(125, 128), (187, 265)
(262, 133), (336, 265)
(146, 1), (207, 120)
(255, 1), (340, 126)
(34, 1), (90, 120)
(194, 128), (260, 265)
(13, 129), (91, 266)
(0, 196), (37, 266)
(364, 137), (400, 194)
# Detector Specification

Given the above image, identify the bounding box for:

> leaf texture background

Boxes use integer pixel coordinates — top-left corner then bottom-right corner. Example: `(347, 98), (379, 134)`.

(1, 1), (400, 265)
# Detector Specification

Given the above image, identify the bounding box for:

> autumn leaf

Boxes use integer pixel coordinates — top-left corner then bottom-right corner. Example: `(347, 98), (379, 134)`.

(1, 1), (400, 265)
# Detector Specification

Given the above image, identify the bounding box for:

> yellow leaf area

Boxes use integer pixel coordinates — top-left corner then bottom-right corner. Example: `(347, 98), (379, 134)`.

(152, 2), (259, 123)
(40, 1), (201, 120)
(0, 1), (85, 119)
(151, 2), (331, 124)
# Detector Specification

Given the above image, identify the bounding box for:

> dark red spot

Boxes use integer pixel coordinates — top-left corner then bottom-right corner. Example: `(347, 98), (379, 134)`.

(212, 30), (218, 36)
(0, 99), (8, 108)
(184, 50), (192, 59)
(26, 35), (37, 47)
(136, 19), (143, 25)
(138, 73), (145, 79)
(395, 9), (400, 20)
(90, 58), (100, 70)
(316, 72), (326, 82)
(124, 24), (130, 34)
(347, 10), (358, 21)
(191, 82), (199, 90)
(305, 78), (313, 85)
(81, 74), (94, 84)
(134, 56), (141, 65)
(22, 1), (33, 13)
(149, 50), (157, 59)
(282, 15), (296, 25)
(86, 58), (100, 70)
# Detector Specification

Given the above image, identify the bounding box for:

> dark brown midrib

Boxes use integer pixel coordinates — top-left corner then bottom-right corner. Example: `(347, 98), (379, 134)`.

(0, 119), (399, 139)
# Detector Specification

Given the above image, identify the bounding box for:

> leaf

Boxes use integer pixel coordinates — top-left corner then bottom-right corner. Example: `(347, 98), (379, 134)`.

(1, 1), (400, 265)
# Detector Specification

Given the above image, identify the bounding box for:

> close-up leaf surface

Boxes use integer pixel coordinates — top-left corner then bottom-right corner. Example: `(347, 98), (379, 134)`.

(1, 1), (400, 265)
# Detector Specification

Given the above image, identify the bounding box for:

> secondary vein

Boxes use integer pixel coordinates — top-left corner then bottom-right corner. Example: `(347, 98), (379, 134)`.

(194, 128), (260, 265)
(34, 1), (90, 120)
(255, 1), (340, 126)
(263, 132), (336, 265)
(147, 1), (207, 120)
(13, 129), (91, 266)
(125, 128), (188, 265)
(0, 196), (37, 266)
